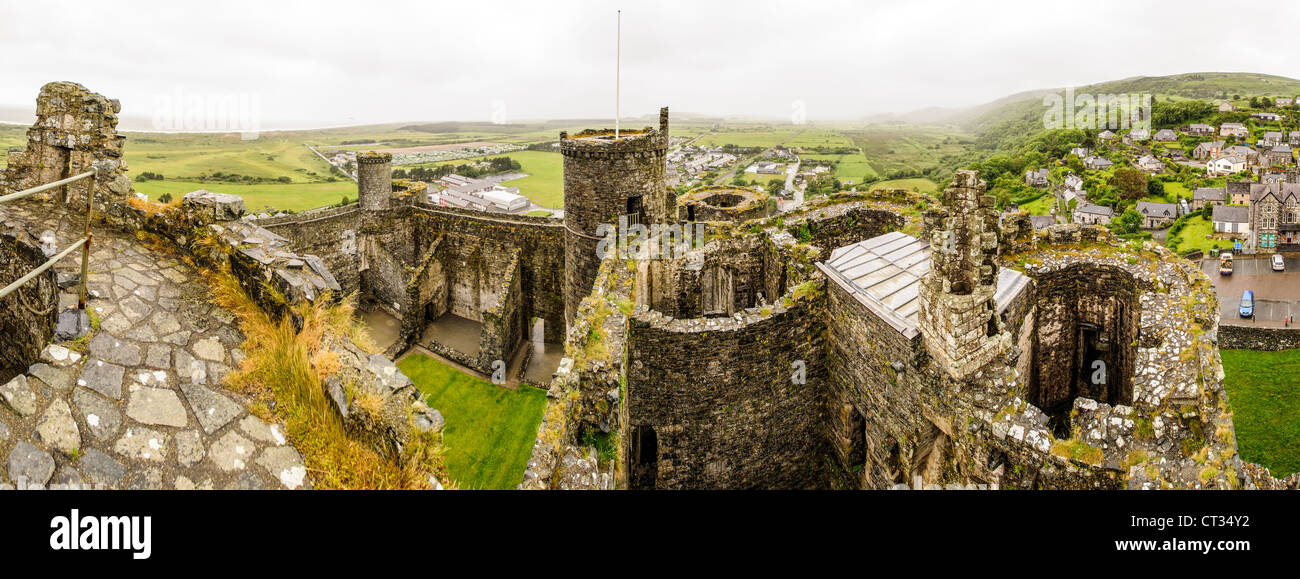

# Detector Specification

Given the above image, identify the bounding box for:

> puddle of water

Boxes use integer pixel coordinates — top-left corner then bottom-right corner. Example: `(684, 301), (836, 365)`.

(422, 313), (483, 357)
(359, 309), (401, 351)
(523, 319), (563, 385)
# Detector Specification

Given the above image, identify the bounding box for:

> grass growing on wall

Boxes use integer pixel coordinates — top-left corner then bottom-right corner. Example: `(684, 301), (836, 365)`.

(1220, 348), (1300, 477)
(397, 353), (548, 490)
(205, 268), (447, 489)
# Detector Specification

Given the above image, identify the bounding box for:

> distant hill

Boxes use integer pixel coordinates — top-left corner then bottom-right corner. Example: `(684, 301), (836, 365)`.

(944, 72), (1300, 134)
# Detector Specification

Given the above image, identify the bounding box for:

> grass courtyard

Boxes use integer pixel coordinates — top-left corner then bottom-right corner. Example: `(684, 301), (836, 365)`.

(1221, 348), (1300, 477)
(1168, 214), (1235, 256)
(397, 353), (548, 490)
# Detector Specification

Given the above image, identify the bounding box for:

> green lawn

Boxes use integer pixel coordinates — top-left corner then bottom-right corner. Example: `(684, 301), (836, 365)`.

(1221, 348), (1300, 477)
(397, 353), (548, 490)
(1017, 193), (1057, 216)
(1169, 214), (1234, 255)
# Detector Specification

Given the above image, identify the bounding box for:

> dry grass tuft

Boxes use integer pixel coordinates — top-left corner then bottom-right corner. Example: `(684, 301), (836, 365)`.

(202, 266), (446, 489)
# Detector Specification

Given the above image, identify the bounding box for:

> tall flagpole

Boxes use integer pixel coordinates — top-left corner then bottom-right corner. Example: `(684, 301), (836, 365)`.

(615, 9), (621, 138)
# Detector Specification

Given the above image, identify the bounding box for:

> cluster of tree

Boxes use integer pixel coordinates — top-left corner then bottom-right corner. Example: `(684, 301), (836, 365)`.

(392, 156), (522, 182)
(798, 146), (857, 155)
(1150, 99), (1216, 128)
(134, 171), (165, 181)
(188, 172), (292, 184)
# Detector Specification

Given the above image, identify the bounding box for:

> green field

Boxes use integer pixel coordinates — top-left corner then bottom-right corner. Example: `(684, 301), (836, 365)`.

(397, 353), (548, 490)
(695, 127), (799, 148)
(1221, 348), (1300, 477)
(803, 153), (877, 182)
(132, 178), (358, 213)
(868, 177), (937, 194)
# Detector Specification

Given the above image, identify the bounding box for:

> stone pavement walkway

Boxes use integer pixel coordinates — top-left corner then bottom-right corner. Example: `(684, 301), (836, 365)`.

(1, 199), (308, 489)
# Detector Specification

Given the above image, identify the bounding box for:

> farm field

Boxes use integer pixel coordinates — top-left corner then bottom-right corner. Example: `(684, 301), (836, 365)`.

(1221, 348), (1300, 477)
(803, 153), (877, 183)
(132, 178), (357, 213)
(694, 127), (800, 148)
(868, 177), (938, 194)
(397, 353), (548, 490)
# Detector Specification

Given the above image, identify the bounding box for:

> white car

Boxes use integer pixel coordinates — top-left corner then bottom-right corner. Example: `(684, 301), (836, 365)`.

(1273, 254), (1286, 272)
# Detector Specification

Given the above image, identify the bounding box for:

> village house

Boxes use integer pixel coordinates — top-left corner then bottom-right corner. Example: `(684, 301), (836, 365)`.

(1220, 122), (1249, 138)
(1208, 155), (1247, 176)
(1262, 131), (1284, 147)
(1277, 97), (1294, 107)
(1098, 129), (1117, 141)
(1252, 112), (1282, 122)
(1084, 155), (1113, 170)
(1212, 204), (1251, 238)
(1290, 131), (1300, 146)
(1224, 145), (1256, 163)
(1073, 202), (1113, 225)
(1029, 215), (1056, 231)
(1153, 128), (1178, 142)
(1186, 123), (1215, 137)
(1137, 154), (1165, 173)
(1267, 144), (1293, 166)
(1227, 180), (1255, 205)
(1024, 167), (1049, 187)
(1124, 128), (1150, 143)
(1218, 101), (1236, 112)
(1193, 187), (1227, 210)
(1063, 188), (1087, 205)
(1069, 146), (1091, 158)
(1249, 181), (1300, 252)
(1192, 140), (1226, 160)
(1136, 200), (1181, 229)
(1063, 173), (1085, 192)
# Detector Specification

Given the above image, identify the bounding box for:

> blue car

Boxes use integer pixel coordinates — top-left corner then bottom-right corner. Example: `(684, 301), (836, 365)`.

(1239, 290), (1254, 318)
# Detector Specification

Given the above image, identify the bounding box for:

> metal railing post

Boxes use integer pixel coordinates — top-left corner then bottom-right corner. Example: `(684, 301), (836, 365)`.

(78, 169), (96, 310)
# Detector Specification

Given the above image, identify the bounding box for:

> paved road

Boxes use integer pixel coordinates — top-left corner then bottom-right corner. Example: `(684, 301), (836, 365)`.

(1200, 255), (1300, 326)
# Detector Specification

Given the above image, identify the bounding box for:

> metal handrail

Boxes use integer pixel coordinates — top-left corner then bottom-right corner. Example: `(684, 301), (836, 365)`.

(0, 169), (97, 310)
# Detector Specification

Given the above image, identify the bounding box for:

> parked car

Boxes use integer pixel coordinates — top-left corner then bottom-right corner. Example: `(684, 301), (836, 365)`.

(1273, 254), (1286, 271)
(1239, 290), (1254, 318)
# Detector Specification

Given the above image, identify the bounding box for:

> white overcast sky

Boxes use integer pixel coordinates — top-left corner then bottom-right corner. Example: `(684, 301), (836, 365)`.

(1, 0), (1298, 129)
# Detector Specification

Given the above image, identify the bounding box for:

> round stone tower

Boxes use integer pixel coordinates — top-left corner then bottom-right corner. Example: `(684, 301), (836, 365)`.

(356, 151), (393, 211)
(561, 106), (672, 326)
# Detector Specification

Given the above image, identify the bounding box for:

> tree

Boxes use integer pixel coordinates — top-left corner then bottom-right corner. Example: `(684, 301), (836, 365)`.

(1147, 179), (1165, 198)
(1110, 208), (1143, 235)
(1113, 167), (1148, 200)
(157, 193), (173, 204)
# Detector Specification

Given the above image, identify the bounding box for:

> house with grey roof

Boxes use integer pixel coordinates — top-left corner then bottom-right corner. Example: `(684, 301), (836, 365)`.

(1192, 140), (1226, 160)
(1073, 203), (1113, 225)
(1137, 154), (1165, 173)
(1029, 215), (1056, 231)
(1024, 167), (1049, 187)
(1098, 130), (1117, 141)
(1083, 155), (1113, 170)
(1263, 131), (1284, 147)
(1187, 123), (1215, 136)
(1192, 187), (1226, 210)
(1136, 201), (1180, 228)
(1153, 129), (1178, 142)
(1220, 123), (1249, 138)
(1212, 205), (1250, 238)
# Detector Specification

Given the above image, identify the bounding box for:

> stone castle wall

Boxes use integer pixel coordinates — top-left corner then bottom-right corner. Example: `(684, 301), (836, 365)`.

(0, 82), (134, 210)
(561, 108), (670, 327)
(0, 229), (59, 380)
(257, 205), (362, 293)
(623, 284), (828, 489)
(1218, 323), (1300, 350)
